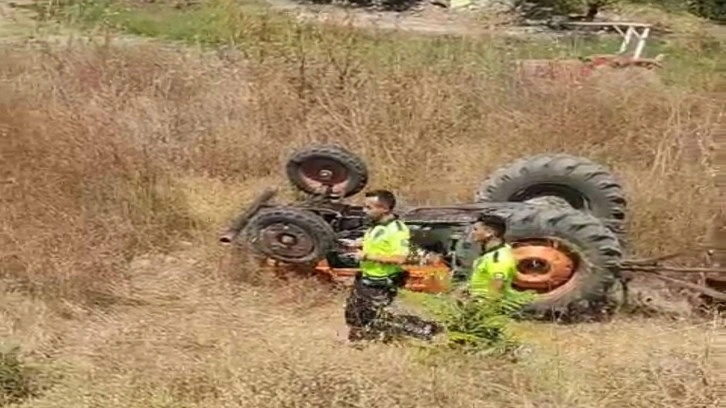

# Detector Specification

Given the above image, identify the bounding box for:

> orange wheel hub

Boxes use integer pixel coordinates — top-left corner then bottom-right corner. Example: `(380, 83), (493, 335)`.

(511, 239), (578, 292)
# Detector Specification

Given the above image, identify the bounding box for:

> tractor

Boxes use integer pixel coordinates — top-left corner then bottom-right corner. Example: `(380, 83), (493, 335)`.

(220, 144), (629, 320)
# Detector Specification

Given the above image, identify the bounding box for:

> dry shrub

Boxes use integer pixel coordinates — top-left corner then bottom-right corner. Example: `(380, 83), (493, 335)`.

(0, 46), (200, 303)
(214, 243), (343, 311)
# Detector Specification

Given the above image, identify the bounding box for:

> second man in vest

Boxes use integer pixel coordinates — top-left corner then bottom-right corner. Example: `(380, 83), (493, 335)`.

(468, 214), (519, 301)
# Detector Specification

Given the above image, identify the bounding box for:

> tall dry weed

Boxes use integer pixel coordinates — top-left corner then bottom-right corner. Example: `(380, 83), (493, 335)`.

(0, 46), (199, 303)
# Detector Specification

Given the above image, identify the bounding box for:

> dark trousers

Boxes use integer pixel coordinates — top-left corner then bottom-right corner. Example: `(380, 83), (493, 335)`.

(344, 274), (440, 341)
(344, 275), (395, 340)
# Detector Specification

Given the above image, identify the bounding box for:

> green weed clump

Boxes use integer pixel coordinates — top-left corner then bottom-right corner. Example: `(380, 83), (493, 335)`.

(0, 346), (44, 406)
(405, 291), (535, 354)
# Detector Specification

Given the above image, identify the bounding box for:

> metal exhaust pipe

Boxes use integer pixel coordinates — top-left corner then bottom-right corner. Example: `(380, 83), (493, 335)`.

(218, 188), (277, 245)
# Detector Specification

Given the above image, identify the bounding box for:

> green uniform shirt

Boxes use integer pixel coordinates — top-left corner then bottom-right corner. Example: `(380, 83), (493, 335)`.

(469, 243), (518, 298)
(360, 218), (410, 279)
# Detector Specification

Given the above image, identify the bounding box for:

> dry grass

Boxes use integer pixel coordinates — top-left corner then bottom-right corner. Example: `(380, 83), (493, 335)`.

(1, 248), (721, 407)
(0, 1), (724, 407)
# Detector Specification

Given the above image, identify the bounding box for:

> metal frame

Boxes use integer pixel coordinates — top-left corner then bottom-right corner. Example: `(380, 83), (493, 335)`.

(564, 21), (653, 59)
(220, 187), (726, 305)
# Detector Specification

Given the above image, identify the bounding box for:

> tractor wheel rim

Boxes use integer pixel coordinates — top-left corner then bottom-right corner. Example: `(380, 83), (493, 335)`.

(259, 223), (315, 259)
(511, 238), (578, 292)
(297, 157), (350, 194)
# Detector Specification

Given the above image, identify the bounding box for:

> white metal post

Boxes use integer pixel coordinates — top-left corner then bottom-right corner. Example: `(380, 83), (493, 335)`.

(633, 27), (651, 59)
(619, 26), (634, 54)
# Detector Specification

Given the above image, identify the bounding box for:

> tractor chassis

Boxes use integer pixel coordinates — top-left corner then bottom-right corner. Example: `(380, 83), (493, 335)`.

(220, 188), (726, 307)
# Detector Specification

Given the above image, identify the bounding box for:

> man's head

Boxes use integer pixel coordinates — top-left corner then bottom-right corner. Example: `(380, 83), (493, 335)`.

(471, 214), (507, 244)
(363, 189), (396, 222)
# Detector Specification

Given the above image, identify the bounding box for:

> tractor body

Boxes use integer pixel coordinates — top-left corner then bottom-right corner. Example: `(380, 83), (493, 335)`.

(221, 144), (630, 318)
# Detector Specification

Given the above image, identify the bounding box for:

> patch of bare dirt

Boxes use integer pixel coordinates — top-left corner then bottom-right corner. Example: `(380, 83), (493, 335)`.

(263, 0), (545, 37)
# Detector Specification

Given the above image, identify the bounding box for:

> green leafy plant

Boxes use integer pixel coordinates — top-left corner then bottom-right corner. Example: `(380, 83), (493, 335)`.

(415, 290), (535, 354)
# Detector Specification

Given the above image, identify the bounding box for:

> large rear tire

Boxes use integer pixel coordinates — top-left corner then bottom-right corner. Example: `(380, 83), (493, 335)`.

(483, 205), (623, 320)
(244, 207), (336, 264)
(286, 144), (369, 198)
(475, 154), (628, 246)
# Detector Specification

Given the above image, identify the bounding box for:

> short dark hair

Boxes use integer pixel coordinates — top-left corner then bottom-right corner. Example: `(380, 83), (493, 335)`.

(476, 214), (507, 237)
(365, 189), (396, 210)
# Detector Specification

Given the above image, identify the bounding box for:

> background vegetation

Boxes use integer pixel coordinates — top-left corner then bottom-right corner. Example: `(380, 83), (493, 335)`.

(531, 0), (725, 21)
(0, 0), (722, 406)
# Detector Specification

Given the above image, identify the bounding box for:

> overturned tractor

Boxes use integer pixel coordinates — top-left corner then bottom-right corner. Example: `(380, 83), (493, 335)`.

(220, 144), (637, 320)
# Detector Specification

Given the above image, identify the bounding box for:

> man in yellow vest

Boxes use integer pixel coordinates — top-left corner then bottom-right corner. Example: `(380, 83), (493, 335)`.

(468, 214), (519, 301)
(343, 189), (439, 343)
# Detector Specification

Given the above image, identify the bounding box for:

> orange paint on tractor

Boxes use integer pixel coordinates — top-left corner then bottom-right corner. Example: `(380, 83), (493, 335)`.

(261, 239), (578, 293)
(258, 257), (452, 293)
(313, 259), (452, 294)
(262, 241), (581, 295)
(511, 244), (575, 291)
